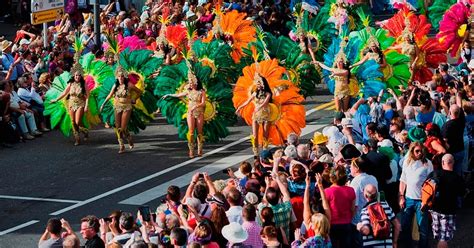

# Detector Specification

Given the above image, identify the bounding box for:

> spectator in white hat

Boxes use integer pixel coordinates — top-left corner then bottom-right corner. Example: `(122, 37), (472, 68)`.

(222, 222), (249, 247)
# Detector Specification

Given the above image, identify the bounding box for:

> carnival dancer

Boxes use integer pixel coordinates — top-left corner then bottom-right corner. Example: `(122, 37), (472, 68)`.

(387, 21), (419, 82)
(163, 62), (207, 158)
(235, 71), (272, 157)
(50, 63), (89, 145)
(100, 66), (142, 154)
(315, 45), (351, 112)
(350, 34), (387, 69)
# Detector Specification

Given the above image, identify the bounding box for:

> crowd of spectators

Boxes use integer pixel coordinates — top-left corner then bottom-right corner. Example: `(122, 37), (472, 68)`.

(33, 63), (474, 247)
(1, 0), (474, 247)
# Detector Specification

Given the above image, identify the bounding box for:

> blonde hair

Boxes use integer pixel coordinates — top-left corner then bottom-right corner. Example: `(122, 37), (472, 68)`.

(405, 141), (426, 166)
(311, 213), (330, 240)
(38, 73), (50, 85)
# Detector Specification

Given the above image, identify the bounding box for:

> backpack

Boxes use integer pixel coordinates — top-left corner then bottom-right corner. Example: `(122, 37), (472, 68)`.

(367, 201), (391, 240)
(421, 171), (440, 211)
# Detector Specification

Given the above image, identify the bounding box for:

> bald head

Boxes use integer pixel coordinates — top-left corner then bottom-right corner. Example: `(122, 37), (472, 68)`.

(442, 154), (454, 171)
(364, 184), (378, 201)
(450, 104), (461, 119)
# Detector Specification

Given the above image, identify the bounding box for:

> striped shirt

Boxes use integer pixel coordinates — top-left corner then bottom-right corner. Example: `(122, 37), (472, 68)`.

(360, 201), (395, 248)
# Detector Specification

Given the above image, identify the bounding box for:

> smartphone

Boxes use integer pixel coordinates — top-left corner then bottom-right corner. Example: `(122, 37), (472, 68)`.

(151, 213), (157, 221)
(307, 171), (315, 177)
(139, 205), (151, 222)
(198, 173), (204, 179)
(102, 217), (112, 222)
(160, 198), (167, 204)
(222, 168), (230, 174)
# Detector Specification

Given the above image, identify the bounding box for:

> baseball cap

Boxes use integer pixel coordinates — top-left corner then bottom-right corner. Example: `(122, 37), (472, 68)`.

(341, 118), (353, 127)
(19, 39), (30, 46)
(318, 153), (333, 164)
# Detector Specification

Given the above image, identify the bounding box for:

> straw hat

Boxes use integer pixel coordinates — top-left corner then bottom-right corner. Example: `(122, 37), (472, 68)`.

(311, 132), (328, 145)
(0, 40), (13, 52)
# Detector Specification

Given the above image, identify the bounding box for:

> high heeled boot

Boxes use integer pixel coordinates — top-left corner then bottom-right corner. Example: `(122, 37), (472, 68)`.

(187, 132), (195, 158)
(72, 124), (80, 146)
(262, 138), (270, 150)
(79, 126), (89, 141)
(115, 128), (125, 153)
(123, 129), (134, 149)
(197, 134), (204, 156)
(250, 135), (259, 159)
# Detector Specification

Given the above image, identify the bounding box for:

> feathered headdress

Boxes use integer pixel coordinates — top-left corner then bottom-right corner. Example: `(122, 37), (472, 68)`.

(185, 59), (197, 84)
(367, 28), (380, 47)
(114, 64), (128, 78)
(70, 62), (84, 76)
(73, 32), (84, 63)
(333, 38), (348, 66)
(157, 6), (170, 45)
(401, 18), (414, 40)
(251, 46), (263, 85)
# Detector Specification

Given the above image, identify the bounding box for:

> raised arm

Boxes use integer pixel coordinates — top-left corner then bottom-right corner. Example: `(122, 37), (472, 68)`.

(182, 173), (200, 202)
(51, 83), (71, 102)
(349, 98), (365, 116)
(317, 173), (331, 223)
(316, 61), (333, 71)
(350, 54), (369, 68)
(303, 175), (312, 226)
(235, 94), (255, 114)
(273, 172), (290, 202)
(203, 172), (217, 196)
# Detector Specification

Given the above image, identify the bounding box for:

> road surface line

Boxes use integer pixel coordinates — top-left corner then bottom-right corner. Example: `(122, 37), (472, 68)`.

(0, 195), (81, 204)
(0, 220), (39, 236)
(49, 102), (331, 215)
(325, 104), (336, 110)
(119, 124), (326, 205)
(313, 101), (334, 111)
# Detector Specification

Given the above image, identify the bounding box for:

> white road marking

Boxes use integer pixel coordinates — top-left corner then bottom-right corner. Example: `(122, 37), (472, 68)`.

(0, 195), (81, 204)
(49, 102), (330, 215)
(0, 220), (39, 236)
(49, 136), (250, 216)
(119, 124), (326, 205)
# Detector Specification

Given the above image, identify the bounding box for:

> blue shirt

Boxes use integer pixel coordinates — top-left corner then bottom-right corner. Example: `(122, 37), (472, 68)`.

(1, 53), (18, 80)
(416, 107), (435, 124)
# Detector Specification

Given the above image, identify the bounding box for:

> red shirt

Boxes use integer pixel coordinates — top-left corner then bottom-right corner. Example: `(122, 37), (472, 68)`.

(324, 185), (356, 225)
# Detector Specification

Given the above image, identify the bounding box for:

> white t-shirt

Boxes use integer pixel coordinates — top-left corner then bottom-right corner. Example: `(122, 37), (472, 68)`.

(350, 173), (378, 224)
(400, 158), (433, 200)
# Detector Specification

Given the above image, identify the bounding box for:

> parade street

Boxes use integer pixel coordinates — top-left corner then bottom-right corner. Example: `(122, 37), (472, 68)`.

(0, 94), (340, 247)
(1, 94), (474, 247)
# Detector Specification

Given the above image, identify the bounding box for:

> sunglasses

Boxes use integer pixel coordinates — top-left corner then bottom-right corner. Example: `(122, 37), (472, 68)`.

(414, 149), (422, 153)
